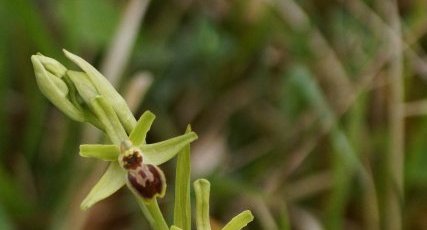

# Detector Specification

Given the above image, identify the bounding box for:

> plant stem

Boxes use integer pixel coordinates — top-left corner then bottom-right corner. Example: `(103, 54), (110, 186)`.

(140, 198), (169, 230)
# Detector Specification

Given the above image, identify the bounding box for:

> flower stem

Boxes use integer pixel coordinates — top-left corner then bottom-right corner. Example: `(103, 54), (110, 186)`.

(139, 198), (169, 230)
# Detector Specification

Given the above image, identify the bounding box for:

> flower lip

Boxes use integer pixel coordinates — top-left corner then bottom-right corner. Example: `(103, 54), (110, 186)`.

(128, 164), (165, 200)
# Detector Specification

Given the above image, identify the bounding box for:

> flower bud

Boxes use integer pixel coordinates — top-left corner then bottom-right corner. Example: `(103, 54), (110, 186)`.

(63, 49), (137, 133)
(31, 54), (85, 122)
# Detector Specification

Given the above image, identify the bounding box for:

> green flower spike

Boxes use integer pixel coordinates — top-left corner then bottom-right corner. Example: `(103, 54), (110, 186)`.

(79, 110), (198, 209)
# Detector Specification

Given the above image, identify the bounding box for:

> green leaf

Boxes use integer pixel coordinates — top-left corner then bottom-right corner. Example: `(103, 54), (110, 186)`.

(129, 111), (155, 146)
(90, 96), (128, 145)
(80, 162), (126, 210)
(171, 226), (183, 230)
(221, 210), (254, 230)
(140, 132), (198, 165)
(173, 125), (192, 230)
(79, 144), (119, 161)
(194, 179), (211, 230)
(63, 49), (136, 133)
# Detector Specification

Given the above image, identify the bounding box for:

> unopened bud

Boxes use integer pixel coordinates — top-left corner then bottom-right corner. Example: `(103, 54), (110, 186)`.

(31, 54), (85, 122)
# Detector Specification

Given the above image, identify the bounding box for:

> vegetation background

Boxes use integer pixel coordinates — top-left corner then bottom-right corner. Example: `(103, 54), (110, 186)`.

(0, 0), (426, 229)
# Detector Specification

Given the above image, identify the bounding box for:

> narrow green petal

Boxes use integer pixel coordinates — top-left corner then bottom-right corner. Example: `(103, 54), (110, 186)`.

(63, 49), (136, 133)
(129, 111), (155, 146)
(173, 126), (192, 230)
(79, 144), (119, 161)
(90, 96), (128, 145)
(140, 132), (198, 165)
(221, 210), (254, 230)
(31, 55), (85, 122)
(80, 162), (126, 210)
(194, 179), (211, 230)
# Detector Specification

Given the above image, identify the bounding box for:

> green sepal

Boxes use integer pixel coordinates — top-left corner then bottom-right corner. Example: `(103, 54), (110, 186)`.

(140, 132), (198, 165)
(79, 144), (119, 161)
(194, 179), (211, 230)
(80, 162), (126, 210)
(129, 111), (155, 146)
(173, 125), (192, 230)
(67, 71), (99, 105)
(90, 96), (128, 145)
(221, 210), (254, 230)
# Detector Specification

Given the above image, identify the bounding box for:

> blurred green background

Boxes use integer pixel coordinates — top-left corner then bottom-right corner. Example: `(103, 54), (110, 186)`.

(1, 0), (427, 229)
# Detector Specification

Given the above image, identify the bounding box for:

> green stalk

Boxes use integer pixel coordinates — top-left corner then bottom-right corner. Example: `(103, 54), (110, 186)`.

(141, 198), (169, 230)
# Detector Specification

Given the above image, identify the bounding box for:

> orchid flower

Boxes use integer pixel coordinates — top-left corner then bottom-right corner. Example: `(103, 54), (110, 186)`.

(31, 49), (253, 230)
(79, 110), (197, 209)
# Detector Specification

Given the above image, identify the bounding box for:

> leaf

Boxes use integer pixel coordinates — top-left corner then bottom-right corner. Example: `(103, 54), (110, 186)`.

(194, 179), (211, 230)
(129, 111), (155, 146)
(171, 226), (183, 230)
(140, 132), (198, 165)
(80, 162), (126, 210)
(221, 210), (254, 230)
(173, 125), (192, 230)
(79, 144), (119, 161)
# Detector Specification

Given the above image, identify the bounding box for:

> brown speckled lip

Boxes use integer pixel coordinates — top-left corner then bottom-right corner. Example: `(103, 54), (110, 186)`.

(128, 164), (164, 200)
(122, 151), (143, 170)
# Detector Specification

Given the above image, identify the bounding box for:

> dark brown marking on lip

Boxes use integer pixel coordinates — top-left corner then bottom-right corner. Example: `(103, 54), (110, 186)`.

(122, 151), (143, 170)
(128, 164), (165, 200)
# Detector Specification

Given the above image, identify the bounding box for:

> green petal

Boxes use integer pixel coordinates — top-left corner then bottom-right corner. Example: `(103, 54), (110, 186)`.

(140, 132), (198, 165)
(90, 96), (128, 145)
(173, 126), (192, 230)
(63, 49), (136, 133)
(80, 162), (126, 210)
(221, 210), (254, 230)
(129, 111), (155, 146)
(80, 144), (119, 161)
(194, 179), (211, 230)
